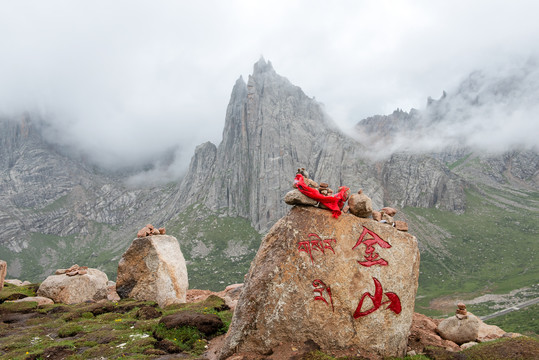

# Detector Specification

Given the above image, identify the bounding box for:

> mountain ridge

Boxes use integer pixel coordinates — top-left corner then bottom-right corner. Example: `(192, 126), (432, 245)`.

(0, 60), (537, 319)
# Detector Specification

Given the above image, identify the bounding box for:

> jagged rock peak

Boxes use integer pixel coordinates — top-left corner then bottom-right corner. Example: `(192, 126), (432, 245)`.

(234, 75), (246, 88)
(253, 56), (275, 75)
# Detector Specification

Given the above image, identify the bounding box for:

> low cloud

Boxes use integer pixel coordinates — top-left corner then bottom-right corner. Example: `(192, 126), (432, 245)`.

(354, 58), (539, 158)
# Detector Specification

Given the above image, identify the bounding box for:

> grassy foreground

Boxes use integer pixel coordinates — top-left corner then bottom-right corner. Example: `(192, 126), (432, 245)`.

(0, 283), (231, 359)
(2, 283), (539, 359)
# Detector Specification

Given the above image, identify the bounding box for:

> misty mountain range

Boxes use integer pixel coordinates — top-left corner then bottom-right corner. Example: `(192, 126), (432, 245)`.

(0, 59), (537, 314)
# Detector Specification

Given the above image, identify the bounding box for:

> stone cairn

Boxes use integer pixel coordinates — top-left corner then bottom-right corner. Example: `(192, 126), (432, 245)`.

(456, 302), (468, 319)
(55, 264), (88, 276)
(285, 168), (408, 232)
(137, 223), (166, 238)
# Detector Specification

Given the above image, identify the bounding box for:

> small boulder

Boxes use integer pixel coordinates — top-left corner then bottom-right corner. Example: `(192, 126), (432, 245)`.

(0, 260), (6, 290)
(477, 318), (506, 342)
(284, 189), (318, 207)
(436, 313), (480, 345)
(408, 312), (460, 353)
(37, 268), (109, 304)
(347, 189), (373, 218)
(372, 210), (382, 221)
(395, 221), (408, 232)
(381, 212), (394, 225)
(116, 235), (188, 307)
(461, 341), (478, 349)
(11, 296), (54, 306)
(160, 311), (224, 336)
(381, 207), (398, 216)
(107, 281), (121, 302)
(4, 279), (23, 286)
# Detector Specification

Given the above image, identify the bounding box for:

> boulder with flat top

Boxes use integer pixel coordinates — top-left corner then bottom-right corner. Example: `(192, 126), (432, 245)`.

(116, 235), (188, 307)
(219, 206), (420, 359)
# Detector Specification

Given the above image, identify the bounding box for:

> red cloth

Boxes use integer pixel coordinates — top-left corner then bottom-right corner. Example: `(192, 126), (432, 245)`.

(294, 174), (349, 218)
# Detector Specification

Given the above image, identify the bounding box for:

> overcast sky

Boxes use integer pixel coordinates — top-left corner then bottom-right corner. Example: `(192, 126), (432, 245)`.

(1, 0), (538, 177)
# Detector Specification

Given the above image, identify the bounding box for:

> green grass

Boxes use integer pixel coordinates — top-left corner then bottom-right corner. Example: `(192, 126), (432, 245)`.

(447, 152), (472, 170)
(166, 203), (262, 291)
(405, 185), (538, 319)
(485, 304), (539, 336)
(0, 289), (232, 359)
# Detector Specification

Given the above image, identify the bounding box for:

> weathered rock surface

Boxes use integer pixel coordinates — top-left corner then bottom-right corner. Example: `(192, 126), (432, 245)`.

(37, 268), (109, 304)
(219, 206), (420, 359)
(116, 235), (188, 307)
(0, 260), (6, 290)
(436, 313), (480, 345)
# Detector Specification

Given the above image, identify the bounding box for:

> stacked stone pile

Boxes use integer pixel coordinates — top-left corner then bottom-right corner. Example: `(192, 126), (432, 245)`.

(284, 168), (409, 231)
(55, 264), (88, 276)
(137, 223), (166, 238)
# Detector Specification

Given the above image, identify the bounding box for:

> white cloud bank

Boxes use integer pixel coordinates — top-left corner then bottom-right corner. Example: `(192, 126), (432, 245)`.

(0, 0), (538, 177)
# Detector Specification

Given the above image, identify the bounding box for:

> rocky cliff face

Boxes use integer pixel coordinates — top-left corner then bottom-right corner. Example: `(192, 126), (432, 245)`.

(0, 115), (180, 280)
(176, 58), (465, 231)
(1, 59), (536, 298)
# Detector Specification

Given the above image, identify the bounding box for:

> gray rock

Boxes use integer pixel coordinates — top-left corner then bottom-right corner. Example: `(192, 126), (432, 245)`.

(436, 314), (480, 345)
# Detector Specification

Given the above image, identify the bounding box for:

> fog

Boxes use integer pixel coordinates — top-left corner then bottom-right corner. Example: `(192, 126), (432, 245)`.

(355, 58), (539, 158)
(1, 1), (538, 181)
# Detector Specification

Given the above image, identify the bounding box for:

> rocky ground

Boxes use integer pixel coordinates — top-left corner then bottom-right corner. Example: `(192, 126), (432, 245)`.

(1, 282), (538, 360)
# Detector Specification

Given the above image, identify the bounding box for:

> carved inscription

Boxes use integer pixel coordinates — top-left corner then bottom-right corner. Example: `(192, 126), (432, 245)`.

(353, 277), (402, 318)
(312, 279), (334, 312)
(298, 233), (336, 264)
(352, 227), (391, 267)
(302, 229), (401, 319)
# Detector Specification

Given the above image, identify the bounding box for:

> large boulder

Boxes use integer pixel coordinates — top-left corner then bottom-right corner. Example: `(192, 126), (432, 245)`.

(436, 313), (480, 345)
(116, 235), (188, 307)
(37, 268), (109, 304)
(219, 206), (420, 359)
(0, 260), (6, 290)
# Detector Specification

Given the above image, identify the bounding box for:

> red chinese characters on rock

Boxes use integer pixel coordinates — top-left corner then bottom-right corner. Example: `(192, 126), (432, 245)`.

(312, 279), (334, 312)
(353, 277), (402, 318)
(352, 226), (391, 267)
(298, 233), (336, 264)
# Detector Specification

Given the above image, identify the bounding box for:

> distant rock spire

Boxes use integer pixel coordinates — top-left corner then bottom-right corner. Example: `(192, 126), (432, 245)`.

(253, 56), (275, 75)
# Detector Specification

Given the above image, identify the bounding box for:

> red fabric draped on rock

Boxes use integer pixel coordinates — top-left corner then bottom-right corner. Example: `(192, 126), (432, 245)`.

(294, 174), (349, 218)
